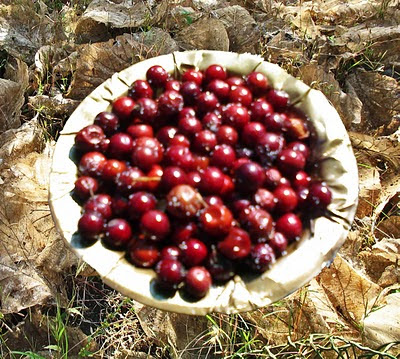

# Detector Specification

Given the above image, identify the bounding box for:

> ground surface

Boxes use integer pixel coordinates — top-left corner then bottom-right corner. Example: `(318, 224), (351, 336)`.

(0, 0), (399, 358)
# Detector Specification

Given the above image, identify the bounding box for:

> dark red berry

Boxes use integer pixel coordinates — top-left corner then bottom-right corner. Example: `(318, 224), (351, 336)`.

(165, 79), (181, 92)
(216, 125), (238, 146)
(146, 65), (169, 87)
(273, 186), (298, 213)
(226, 76), (245, 88)
(220, 175), (234, 197)
(265, 89), (290, 110)
(210, 144), (236, 171)
(202, 112), (222, 132)
(254, 188), (276, 212)
(75, 125), (106, 153)
(222, 103), (250, 129)
(264, 112), (287, 132)
(307, 182), (332, 210)
(178, 116), (202, 137)
(276, 213), (302, 240)
(292, 170), (311, 189)
(129, 240), (160, 268)
(179, 107), (197, 119)
(246, 72), (269, 96)
(126, 124), (154, 139)
(199, 204), (233, 236)
(264, 167), (283, 190)
(243, 207), (273, 239)
(200, 167), (224, 194)
(170, 134), (190, 147)
(79, 151), (106, 177)
(235, 162), (265, 193)
(171, 222), (197, 245)
(229, 86), (252, 107)
(102, 159), (127, 182)
(205, 64), (227, 82)
(218, 227), (251, 260)
(111, 195), (129, 217)
(286, 141), (310, 160)
(131, 137), (164, 171)
(112, 96), (135, 122)
(156, 259), (185, 287)
(180, 81), (201, 105)
(74, 176), (99, 199)
(104, 218), (132, 248)
(146, 164), (163, 192)
(161, 166), (187, 191)
(84, 195), (113, 219)
(160, 246), (181, 260)
(128, 79), (153, 99)
(204, 195), (223, 206)
(94, 112), (119, 136)
(182, 69), (204, 85)
(180, 238), (208, 267)
(192, 130), (217, 154)
(108, 133), (133, 159)
(197, 92), (219, 114)
(269, 232), (288, 256)
(141, 210), (170, 241)
(192, 154), (210, 171)
(205, 248), (235, 282)
(249, 243), (275, 272)
(277, 149), (306, 175)
(185, 266), (212, 298)
(256, 132), (286, 166)
(128, 191), (157, 219)
(166, 185), (203, 219)
(78, 211), (104, 238)
(207, 79), (230, 101)
(115, 167), (146, 194)
(187, 171), (201, 188)
(242, 122), (266, 146)
(163, 145), (194, 171)
(231, 199), (251, 220)
(132, 98), (158, 123)
(250, 99), (273, 122)
(158, 90), (184, 117)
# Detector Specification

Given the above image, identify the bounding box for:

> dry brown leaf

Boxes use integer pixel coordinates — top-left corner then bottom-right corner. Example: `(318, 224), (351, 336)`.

(213, 6), (260, 53)
(66, 30), (178, 100)
(317, 254), (381, 326)
(0, 56), (29, 132)
(29, 94), (80, 118)
(0, 119), (78, 313)
(362, 289), (400, 354)
(175, 18), (229, 52)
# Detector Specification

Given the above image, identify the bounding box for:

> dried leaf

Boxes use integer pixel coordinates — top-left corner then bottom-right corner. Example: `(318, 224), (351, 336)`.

(213, 6), (260, 53)
(66, 30), (178, 100)
(175, 18), (229, 52)
(29, 94), (80, 118)
(317, 254), (381, 326)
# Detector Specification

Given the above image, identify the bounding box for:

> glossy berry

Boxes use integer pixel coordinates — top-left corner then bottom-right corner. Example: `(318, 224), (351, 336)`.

(108, 133), (133, 159)
(226, 76), (245, 87)
(269, 232), (288, 255)
(156, 126), (178, 147)
(187, 171), (202, 188)
(204, 195), (224, 206)
(210, 144), (236, 171)
(128, 191), (157, 219)
(131, 137), (164, 171)
(128, 79), (153, 99)
(250, 99), (273, 122)
(192, 154), (210, 171)
(180, 238), (208, 267)
(180, 81), (201, 105)
(246, 72), (269, 95)
(84, 195), (113, 219)
(78, 211), (104, 238)
(273, 186), (298, 213)
(156, 259), (185, 287)
(199, 204), (233, 236)
(111, 195), (129, 217)
(126, 124), (154, 139)
(104, 218), (132, 248)
(170, 134), (190, 147)
(146, 65), (169, 87)
(276, 213), (302, 240)
(249, 243), (276, 272)
(74, 176), (99, 199)
(243, 207), (273, 239)
(264, 112), (287, 132)
(112, 96), (135, 122)
(163, 145), (194, 171)
(140, 210), (170, 241)
(242, 122), (266, 146)
(197, 92), (219, 114)
(179, 107), (197, 119)
(79, 152), (106, 177)
(221, 175), (234, 197)
(205, 248), (235, 282)
(222, 103), (250, 129)
(292, 170), (311, 189)
(231, 199), (251, 220)
(165, 79), (181, 92)
(115, 167), (146, 194)
(277, 149), (306, 174)
(307, 182), (332, 210)
(185, 266), (212, 298)
(166, 185), (203, 219)
(235, 162), (265, 193)
(256, 132), (286, 166)
(200, 167), (225, 194)
(286, 141), (310, 160)
(264, 167), (283, 190)
(129, 240), (160, 268)
(192, 130), (217, 154)
(178, 116), (202, 137)
(266, 89), (289, 110)
(75, 125), (106, 152)
(102, 159), (127, 182)
(218, 228), (251, 260)
(254, 188), (276, 212)
(202, 112), (222, 132)
(146, 164), (163, 192)
(172, 222), (198, 245)
(94, 112), (119, 136)
(207, 79), (230, 101)
(182, 69), (203, 85)
(217, 125), (238, 146)
(132, 98), (158, 123)
(158, 90), (184, 117)
(229, 86), (252, 107)
(160, 246), (181, 260)
(161, 166), (187, 191)
(205, 64), (227, 82)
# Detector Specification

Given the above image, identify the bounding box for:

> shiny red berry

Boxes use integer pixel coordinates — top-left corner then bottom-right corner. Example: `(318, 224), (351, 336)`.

(140, 210), (170, 241)
(104, 218), (132, 248)
(128, 79), (153, 99)
(180, 238), (208, 267)
(75, 125), (106, 152)
(276, 213), (303, 240)
(128, 191), (157, 219)
(74, 176), (99, 199)
(146, 65), (169, 87)
(129, 240), (160, 268)
(185, 266), (212, 298)
(218, 227), (251, 260)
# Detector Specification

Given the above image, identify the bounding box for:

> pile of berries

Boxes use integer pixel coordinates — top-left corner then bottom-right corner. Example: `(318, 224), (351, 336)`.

(73, 64), (332, 299)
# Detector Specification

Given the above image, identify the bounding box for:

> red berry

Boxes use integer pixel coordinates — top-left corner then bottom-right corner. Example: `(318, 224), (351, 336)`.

(256, 132), (286, 166)
(273, 186), (298, 213)
(228, 86), (252, 107)
(180, 238), (208, 267)
(269, 232), (288, 255)
(146, 65), (169, 87)
(163, 145), (194, 171)
(192, 130), (217, 154)
(243, 207), (273, 239)
(264, 112), (287, 132)
(254, 188), (276, 212)
(185, 266), (212, 298)
(115, 167), (146, 194)
(179, 107), (197, 119)
(192, 154), (210, 171)
(205, 64), (227, 82)
(170, 134), (190, 147)
(108, 133), (133, 159)
(276, 213), (302, 240)
(74, 176), (99, 199)
(84, 194), (113, 219)
(242, 122), (266, 146)
(199, 204), (233, 236)
(158, 90), (184, 117)
(129, 240), (160, 268)
(216, 125), (238, 146)
(126, 124), (154, 139)
(246, 72), (269, 95)
(166, 185), (203, 219)
(140, 210), (170, 241)
(205, 248), (235, 282)
(75, 125), (106, 152)
(250, 99), (273, 122)
(156, 126), (178, 147)
(156, 259), (185, 287)
(132, 98), (158, 123)
(202, 112), (222, 132)
(249, 243), (275, 272)
(204, 195), (224, 206)
(200, 167), (225, 194)
(146, 164), (163, 192)
(218, 227), (251, 260)
(79, 151), (106, 177)
(307, 182), (332, 210)
(171, 222), (198, 245)
(128, 79), (153, 99)
(265, 89), (290, 110)
(187, 171), (202, 188)
(210, 144), (236, 171)
(180, 81), (201, 105)
(226, 76), (245, 88)
(222, 103), (250, 129)
(112, 96), (135, 122)
(128, 191), (157, 219)
(292, 170), (311, 189)
(207, 79), (230, 101)
(161, 166), (188, 191)
(197, 92), (219, 114)
(235, 162), (265, 193)
(78, 211), (104, 238)
(277, 149), (306, 175)
(131, 137), (164, 171)
(111, 195), (129, 217)
(182, 69), (204, 85)
(286, 141), (310, 160)
(264, 167), (284, 190)
(104, 218), (132, 248)
(160, 246), (181, 260)
(102, 159), (127, 182)
(165, 79), (181, 92)
(178, 116), (202, 137)
(94, 112), (119, 136)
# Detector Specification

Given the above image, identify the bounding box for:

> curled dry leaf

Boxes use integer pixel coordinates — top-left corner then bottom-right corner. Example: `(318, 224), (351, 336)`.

(29, 94), (80, 118)
(66, 30), (178, 100)
(0, 56), (29, 132)
(317, 254), (381, 326)
(213, 6), (260, 53)
(0, 119), (78, 314)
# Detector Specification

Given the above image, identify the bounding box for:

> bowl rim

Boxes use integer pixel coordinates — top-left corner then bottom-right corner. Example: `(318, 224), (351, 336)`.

(49, 50), (358, 315)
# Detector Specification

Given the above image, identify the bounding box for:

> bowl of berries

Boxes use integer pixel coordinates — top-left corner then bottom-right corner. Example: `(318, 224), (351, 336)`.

(49, 50), (358, 315)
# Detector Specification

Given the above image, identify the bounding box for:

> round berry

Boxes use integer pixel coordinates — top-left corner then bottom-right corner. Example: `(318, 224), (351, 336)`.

(192, 130), (217, 154)
(141, 210), (170, 241)
(163, 145), (194, 171)
(129, 240), (160, 268)
(210, 144), (236, 171)
(146, 65), (169, 87)
(254, 188), (276, 212)
(243, 207), (273, 239)
(276, 213), (303, 240)
(286, 141), (310, 160)
(235, 162), (266, 193)
(205, 64), (227, 82)
(111, 195), (129, 217)
(264, 112), (287, 132)
(112, 96), (135, 122)
(115, 167), (146, 194)
(166, 185), (203, 219)
(199, 204), (233, 236)
(307, 182), (332, 210)
(182, 69), (204, 85)
(128, 79), (153, 99)
(265, 89), (290, 110)
(180, 238), (208, 267)
(249, 243), (276, 272)
(132, 98), (158, 123)
(207, 79), (230, 101)
(226, 76), (245, 88)
(108, 133), (133, 159)
(217, 125), (238, 146)
(178, 116), (202, 137)
(94, 112), (119, 136)
(292, 170), (311, 189)
(84, 195), (113, 219)
(256, 132), (286, 166)
(250, 99), (273, 122)
(156, 259), (185, 287)
(126, 124), (154, 139)
(75, 125), (106, 152)
(222, 103), (250, 129)
(273, 186), (298, 213)
(78, 151), (106, 177)
(197, 92), (219, 114)
(104, 219), (132, 248)
(102, 159), (127, 182)
(185, 266), (212, 298)
(170, 134), (190, 147)
(131, 137), (164, 171)
(172, 222), (198, 245)
(277, 149), (306, 175)
(165, 79), (181, 92)
(200, 167), (225, 194)
(161, 166), (187, 191)
(78, 211), (104, 238)
(187, 171), (202, 188)
(269, 232), (288, 256)
(242, 122), (266, 146)
(158, 90), (184, 117)
(146, 164), (163, 192)
(229, 85), (252, 107)
(160, 246), (181, 260)
(218, 228), (251, 260)
(246, 72), (269, 95)
(180, 81), (201, 105)
(74, 176), (99, 199)
(128, 191), (157, 219)
(202, 112), (222, 132)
